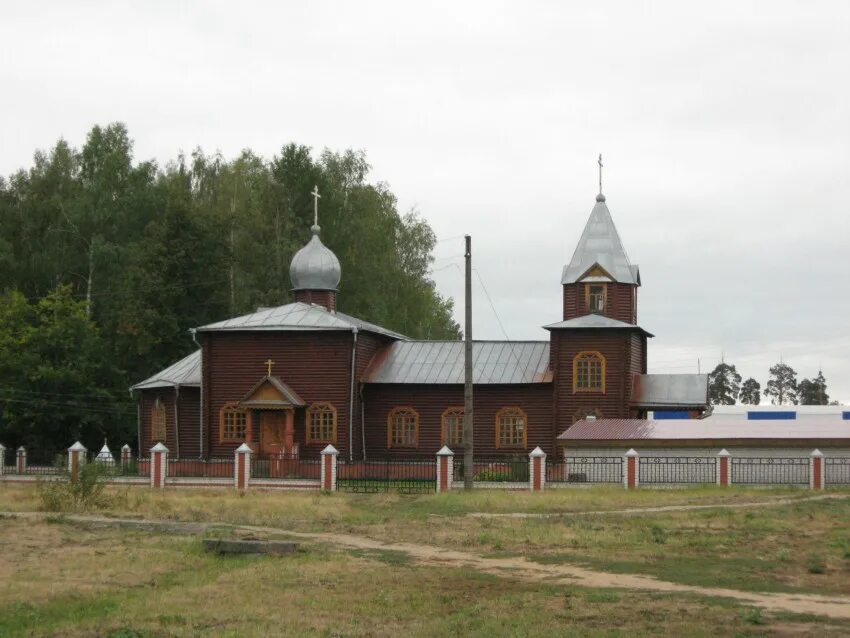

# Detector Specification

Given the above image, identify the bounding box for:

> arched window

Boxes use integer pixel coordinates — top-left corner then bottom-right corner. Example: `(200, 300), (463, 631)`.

(572, 407), (603, 424)
(387, 407), (419, 448)
(573, 351), (605, 393)
(307, 402), (337, 443)
(496, 407), (527, 449)
(441, 407), (464, 447)
(151, 397), (166, 442)
(220, 403), (248, 442)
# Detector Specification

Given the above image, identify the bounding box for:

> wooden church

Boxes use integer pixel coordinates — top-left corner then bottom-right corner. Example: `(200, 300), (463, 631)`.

(132, 186), (708, 460)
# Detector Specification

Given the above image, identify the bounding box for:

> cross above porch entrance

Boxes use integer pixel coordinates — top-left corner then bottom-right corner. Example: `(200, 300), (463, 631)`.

(265, 359), (275, 376)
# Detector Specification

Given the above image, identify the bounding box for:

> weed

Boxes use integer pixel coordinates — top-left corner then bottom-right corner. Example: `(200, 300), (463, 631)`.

(740, 606), (766, 625)
(650, 525), (667, 544)
(776, 548), (791, 562)
(37, 463), (110, 512)
(807, 555), (826, 574)
(585, 591), (620, 603)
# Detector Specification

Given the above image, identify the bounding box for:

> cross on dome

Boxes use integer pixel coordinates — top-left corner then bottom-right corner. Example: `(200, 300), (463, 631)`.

(311, 185), (321, 231)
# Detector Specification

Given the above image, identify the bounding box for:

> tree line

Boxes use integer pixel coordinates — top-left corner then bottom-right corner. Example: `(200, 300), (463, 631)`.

(0, 123), (460, 454)
(707, 361), (835, 406)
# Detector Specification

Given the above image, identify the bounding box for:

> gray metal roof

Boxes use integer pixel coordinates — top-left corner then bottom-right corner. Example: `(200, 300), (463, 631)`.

(561, 194), (640, 285)
(289, 224), (341, 291)
(196, 302), (406, 340)
(631, 374), (708, 408)
(363, 341), (552, 385)
(543, 313), (653, 336)
(131, 350), (201, 390)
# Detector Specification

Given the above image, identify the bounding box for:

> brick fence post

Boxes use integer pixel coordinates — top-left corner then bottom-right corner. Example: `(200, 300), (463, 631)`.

(121, 444), (132, 470)
(150, 442), (168, 489)
(0, 443), (5, 476)
(529, 446), (546, 492)
(234, 443), (252, 491)
(716, 449), (731, 487)
(436, 446), (454, 493)
(67, 441), (87, 484)
(624, 448), (639, 489)
(810, 449), (825, 490)
(16, 446), (26, 475)
(320, 445), (339, 492)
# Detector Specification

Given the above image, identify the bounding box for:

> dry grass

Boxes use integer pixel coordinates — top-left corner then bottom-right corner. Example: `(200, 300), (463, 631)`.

(2, 517), (848, 637)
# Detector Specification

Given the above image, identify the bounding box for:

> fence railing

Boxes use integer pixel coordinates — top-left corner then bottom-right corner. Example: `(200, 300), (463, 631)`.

(453, 457), (531, 483)
(825, 458), (850, 486)
(547, 457), (623, 484)
(251, 454), (320, 480)
(337, 458), (436, 493)
(639, 456), (717, 484)
(169, 457), (234, 478)
(731, 457), (810, 485)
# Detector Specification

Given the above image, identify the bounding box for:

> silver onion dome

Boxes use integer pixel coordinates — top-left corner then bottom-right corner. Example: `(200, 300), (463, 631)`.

(289, 224), (341, 291)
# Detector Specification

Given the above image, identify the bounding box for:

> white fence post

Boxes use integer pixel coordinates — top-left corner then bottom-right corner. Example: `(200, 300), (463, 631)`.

(716, 449), (731, 487)
(320, 445), (339, 492)
(436, 446), (454, 493)
(235, 443), (252, 490)
(67, 441), (87, 484)
(529, 447), (546, 491)
(810, 449), (825, 490)
(150, 442), (168, 489)
(121, 444), (132, 469)
(16, 447), (26, 474)
(624, 449), (639, 489)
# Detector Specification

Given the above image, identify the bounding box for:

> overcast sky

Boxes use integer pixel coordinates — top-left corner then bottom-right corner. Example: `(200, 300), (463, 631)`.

(2, 1), (849, 403)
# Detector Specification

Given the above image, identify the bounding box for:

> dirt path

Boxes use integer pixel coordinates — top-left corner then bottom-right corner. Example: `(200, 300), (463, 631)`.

(5, 510), (850, 620)
(465, 493), (850, 518)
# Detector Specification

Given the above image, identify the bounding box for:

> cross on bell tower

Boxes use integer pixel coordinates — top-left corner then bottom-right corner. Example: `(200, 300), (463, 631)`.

(311, 185), (321, 229)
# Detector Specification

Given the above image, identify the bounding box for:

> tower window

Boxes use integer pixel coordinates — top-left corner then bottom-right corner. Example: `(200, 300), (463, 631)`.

(387, 407), (419, 448)
(587, 284), (606, 313)
(573, 351), (606, 393)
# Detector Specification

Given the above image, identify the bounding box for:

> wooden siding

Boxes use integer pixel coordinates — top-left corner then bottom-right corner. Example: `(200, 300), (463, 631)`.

(362, 383), (554, 457)
(294, 289), (337, 311)
(138, 387), (202, 458)
(202, 331), (354, 458)
(352, 332), (395, 457)
(550, 330), (637, 431)
(562, 282), (636, 323)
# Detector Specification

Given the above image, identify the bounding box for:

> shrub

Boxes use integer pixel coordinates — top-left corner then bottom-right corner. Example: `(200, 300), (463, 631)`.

(806, 555), (826, 574)
(740, 607), (766, 625)
(38, 462), (110, 512)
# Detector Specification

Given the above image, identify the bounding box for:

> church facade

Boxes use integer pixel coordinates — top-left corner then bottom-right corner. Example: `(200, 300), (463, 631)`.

(132, 189), (708, 460)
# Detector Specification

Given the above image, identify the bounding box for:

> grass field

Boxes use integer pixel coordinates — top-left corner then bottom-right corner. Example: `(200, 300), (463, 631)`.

(1, 483), (849, 635)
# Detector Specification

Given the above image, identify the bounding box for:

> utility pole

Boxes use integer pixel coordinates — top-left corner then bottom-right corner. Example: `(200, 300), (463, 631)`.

(463, 235), (474, 489)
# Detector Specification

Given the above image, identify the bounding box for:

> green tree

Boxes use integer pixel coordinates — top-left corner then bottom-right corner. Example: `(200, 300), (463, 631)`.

(739, 377), (761, 405)
(798, 370), (829, 405)
(0, 286), (131, 453)
(708, 362), (742, 405)
(763, 363), (798, 406)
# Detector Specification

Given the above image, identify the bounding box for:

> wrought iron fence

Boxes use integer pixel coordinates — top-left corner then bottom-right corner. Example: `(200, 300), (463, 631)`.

(547, 457), (623, 484)
(639, 456), (716, 484)
(453, 457), (530, 483)
(251, 454), (320, 480)
(168, 457), (234, 478)
(825, 458), (850, 485)
(337, 458), (436, 493)
(731, 457), (809, 485)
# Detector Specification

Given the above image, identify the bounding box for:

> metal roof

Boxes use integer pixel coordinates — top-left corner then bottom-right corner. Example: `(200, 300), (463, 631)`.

(196, 302), (406, 340)
(289, 225), (341, 291)
(363, 340), (552, 385)
(561, 194), (640, 285)
(631, 374), (708, 407)
(543, 313), (653, 336)
(557, 418), (850, 442)
(130, 350), (201, 390)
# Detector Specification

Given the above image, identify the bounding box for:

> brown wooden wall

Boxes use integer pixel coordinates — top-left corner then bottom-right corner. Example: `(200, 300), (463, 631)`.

(294, 289), (337, 311)
(352, 332), (395, 458)
(138, 387), (201, 458)
(562, 282), (637, 324)
(550, 329), (643, 433)
(362, 383), (554, 457)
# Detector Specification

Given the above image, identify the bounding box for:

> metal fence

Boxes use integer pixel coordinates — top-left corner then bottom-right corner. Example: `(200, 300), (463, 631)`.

(639, 457), (716, 485)
(731, 457), (810, 485)
(825, 458), (850, 485)
(454, 457), (530, 483)
(547, 457), (623, 484)
(251, 454), (320, 480)
(168, 457), (234, 478)
(337, 458), (436, 493)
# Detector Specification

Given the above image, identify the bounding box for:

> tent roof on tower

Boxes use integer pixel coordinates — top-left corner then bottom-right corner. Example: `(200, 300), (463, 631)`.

(195, 302), (407, 340)
(130, 350), (201, 390)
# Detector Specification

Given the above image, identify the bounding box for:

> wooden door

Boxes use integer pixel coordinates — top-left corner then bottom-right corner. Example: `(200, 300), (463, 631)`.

(260, 411), (284, 455)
